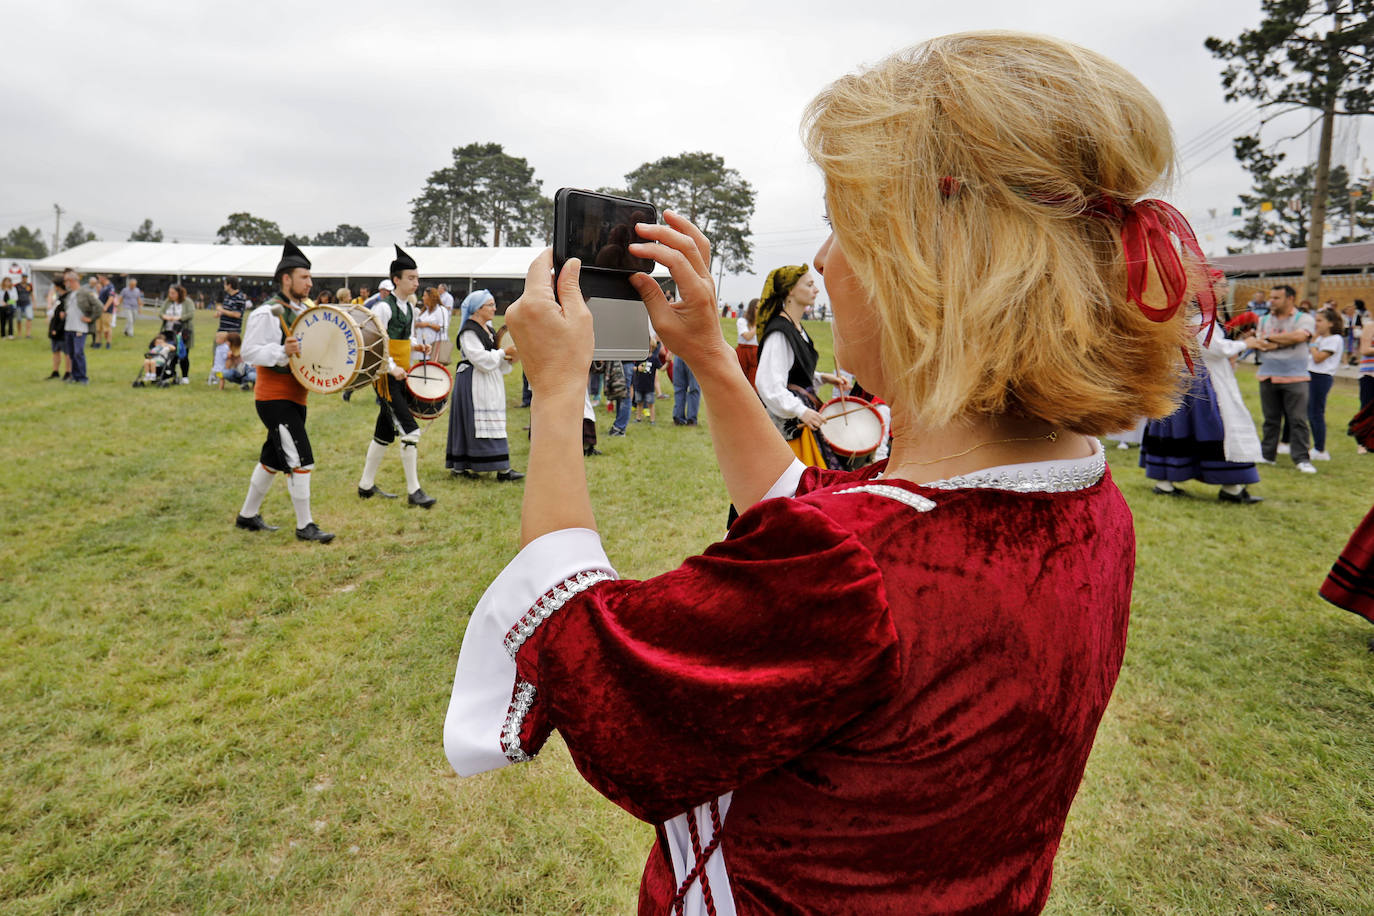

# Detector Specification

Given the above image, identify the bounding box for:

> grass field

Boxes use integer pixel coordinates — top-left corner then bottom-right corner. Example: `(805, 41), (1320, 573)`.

(2, 316), (1372, 914)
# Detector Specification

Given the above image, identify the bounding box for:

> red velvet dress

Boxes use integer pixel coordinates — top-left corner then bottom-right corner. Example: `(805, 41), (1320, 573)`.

(445, 445), (1133, 915)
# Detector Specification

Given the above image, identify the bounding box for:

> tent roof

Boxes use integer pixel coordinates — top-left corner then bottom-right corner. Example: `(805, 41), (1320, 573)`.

(31, 241), (668, 280)
(1212, 241), (1374, 276)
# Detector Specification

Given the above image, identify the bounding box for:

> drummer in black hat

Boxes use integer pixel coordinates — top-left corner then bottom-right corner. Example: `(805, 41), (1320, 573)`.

(356, 244), (437, 509)
(234, 239), (335, 542)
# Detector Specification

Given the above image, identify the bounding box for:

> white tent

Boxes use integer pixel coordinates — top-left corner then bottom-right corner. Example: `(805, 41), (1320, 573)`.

(30, 241), (668, 282)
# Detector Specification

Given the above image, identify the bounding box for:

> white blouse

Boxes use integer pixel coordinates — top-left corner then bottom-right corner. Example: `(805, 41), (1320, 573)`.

(755, 331), (819, 419)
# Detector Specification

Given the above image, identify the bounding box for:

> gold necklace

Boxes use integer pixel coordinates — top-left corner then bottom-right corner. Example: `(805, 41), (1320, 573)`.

(909, 430), (1059, 466)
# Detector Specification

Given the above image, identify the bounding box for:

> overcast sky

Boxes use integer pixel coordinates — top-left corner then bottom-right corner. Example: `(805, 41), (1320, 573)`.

(9, 0), (1371, 302)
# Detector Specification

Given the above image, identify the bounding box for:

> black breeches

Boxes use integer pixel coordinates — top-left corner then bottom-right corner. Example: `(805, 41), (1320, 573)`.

(373, 375), (419, 444)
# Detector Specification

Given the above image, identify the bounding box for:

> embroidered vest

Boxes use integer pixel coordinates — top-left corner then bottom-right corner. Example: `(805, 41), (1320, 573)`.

(382, 294), (413, 340)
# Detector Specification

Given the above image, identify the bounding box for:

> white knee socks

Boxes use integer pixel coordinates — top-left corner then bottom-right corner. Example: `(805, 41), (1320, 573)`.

(360, 440), (387, 489)
(401, 442), (420, 493)
(288, 471), (313, 528)
(240, 464), (275, 517)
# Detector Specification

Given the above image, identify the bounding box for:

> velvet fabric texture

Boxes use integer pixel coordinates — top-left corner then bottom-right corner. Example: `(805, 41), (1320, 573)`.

(511, 462), (1135, 914)
(1320, 502), (1374, 625)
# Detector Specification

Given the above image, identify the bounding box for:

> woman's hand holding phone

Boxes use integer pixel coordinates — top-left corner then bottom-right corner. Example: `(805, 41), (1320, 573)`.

(628, 210), (734, 373)
(505, 249), (592, 400)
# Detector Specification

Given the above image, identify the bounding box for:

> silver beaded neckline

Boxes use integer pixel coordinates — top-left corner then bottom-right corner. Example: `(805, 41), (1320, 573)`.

(872, 446), (1106, 495)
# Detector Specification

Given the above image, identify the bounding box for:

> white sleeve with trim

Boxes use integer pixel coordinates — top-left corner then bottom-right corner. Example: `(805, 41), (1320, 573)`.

(442, 460), (802, 777)
(444, 528), (616, 776)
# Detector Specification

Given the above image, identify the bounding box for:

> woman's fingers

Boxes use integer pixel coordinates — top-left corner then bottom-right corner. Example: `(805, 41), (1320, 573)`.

(632, 218), (709, 279)
(629, 273), (675, 332)
(662, 209), (712, 268)
(523, 247), (556, 298)
(556, 258), (587, 315)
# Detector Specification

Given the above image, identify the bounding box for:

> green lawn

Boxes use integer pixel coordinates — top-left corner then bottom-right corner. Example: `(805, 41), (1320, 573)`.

(1, 318), (1371, 914)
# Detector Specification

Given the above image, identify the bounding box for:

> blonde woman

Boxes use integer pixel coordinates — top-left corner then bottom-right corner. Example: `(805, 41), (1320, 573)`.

(446, 33), (1212, 914)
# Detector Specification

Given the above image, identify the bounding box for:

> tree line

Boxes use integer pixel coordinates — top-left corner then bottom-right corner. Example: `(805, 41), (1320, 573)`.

(4, 145), (757, 280)
(407, 143), (755, 275)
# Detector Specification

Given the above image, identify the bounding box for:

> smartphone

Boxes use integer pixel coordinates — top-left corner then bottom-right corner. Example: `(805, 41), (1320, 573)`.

(553, 189), (658, 275)
(553, 189), (659, 361)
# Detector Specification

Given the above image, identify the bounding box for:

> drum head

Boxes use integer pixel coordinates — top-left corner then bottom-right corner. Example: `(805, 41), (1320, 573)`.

(819, 396), (885, 457)
(406, 361), (452, 400)
(288, 306), (365, 393)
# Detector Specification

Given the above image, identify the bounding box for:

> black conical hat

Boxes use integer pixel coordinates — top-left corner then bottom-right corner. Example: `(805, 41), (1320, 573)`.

(275, 238), (311, 274)
(390, 244), (417, 277)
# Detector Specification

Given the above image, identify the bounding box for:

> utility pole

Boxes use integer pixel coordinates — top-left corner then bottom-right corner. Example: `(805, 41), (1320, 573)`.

(53, 203), (64, 254)
(448, 203), (454, 247)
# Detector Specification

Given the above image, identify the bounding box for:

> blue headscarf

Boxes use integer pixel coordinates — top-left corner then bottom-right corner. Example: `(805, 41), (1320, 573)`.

(460, 289), (494, 325)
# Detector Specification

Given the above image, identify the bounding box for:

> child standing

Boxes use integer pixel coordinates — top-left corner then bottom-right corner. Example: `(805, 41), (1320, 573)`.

(209, 331), (230, 384)
(631, 340), (663, 424)
(1308, 306), (1345, 461)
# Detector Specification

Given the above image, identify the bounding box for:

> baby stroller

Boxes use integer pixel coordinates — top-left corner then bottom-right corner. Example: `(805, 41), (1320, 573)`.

(132, 332), (181, 388)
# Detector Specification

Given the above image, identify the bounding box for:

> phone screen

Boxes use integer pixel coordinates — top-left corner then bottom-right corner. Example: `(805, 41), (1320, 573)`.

(563, 192), (657, 273)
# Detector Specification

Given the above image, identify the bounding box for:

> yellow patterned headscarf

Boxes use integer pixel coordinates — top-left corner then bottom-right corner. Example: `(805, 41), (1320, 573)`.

(757, 264), (809, 331)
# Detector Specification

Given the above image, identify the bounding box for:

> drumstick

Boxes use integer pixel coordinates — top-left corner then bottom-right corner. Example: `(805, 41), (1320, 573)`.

(825, 404), (872, 422)
(268, 303), (293, 339)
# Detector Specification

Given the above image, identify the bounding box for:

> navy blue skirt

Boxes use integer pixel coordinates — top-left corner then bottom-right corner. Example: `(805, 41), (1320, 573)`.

(445, 365), (510, 473)
(1140, 365), (1259, 485)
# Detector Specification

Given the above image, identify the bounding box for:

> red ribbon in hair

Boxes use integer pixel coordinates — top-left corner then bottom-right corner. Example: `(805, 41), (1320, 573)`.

(1087, 197), (1219, 370)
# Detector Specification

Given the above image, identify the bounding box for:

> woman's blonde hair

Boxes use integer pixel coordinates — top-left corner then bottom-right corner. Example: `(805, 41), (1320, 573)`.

(803, 31), (1201, 434)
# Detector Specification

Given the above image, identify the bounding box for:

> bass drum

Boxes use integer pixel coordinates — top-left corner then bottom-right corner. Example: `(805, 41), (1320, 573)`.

(287, 304), (386, 394)
(405, 360), (453, 420)
(818, 396), (886, 470)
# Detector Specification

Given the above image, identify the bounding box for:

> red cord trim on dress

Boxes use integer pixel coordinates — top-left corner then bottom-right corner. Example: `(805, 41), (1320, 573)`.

(670, 798), (724, 916)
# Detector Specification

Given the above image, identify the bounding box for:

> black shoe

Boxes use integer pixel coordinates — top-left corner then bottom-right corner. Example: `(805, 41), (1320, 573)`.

(1151, 485), (1185, 496)
(46, 371), (59, 379)
(497, 469), (525, 481)
(408, 488), (437, 508)
(295, 522), (335, 543)
(584, 446), (603, 456)
(62, 371), (71, 380)
(451, 468), (478, 479)
(235, 514), (279, 532)
(1218, 487), (1262, 504)
(358, 484), (397, 499)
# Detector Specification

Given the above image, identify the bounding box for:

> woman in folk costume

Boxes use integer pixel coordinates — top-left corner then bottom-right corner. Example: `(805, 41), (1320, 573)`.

(1139, 319), (1264, 503)
(446, 290), (524, 481)
(356, 245), (436, 509)
(753, 264), (850, 467)
(445, 33), (1217, 914)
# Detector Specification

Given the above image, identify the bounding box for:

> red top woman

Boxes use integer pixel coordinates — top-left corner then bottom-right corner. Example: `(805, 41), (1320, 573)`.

(446, 31), (1215, 915)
